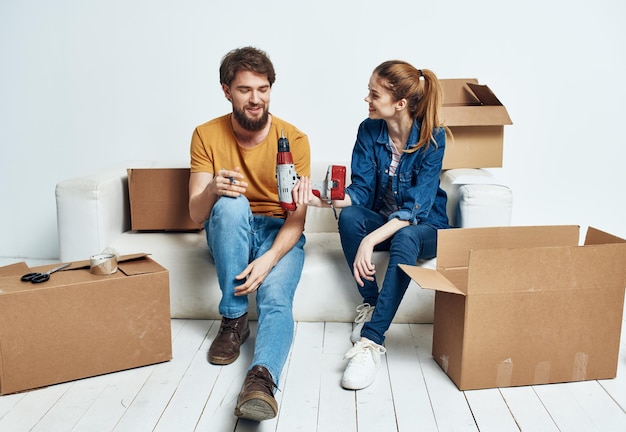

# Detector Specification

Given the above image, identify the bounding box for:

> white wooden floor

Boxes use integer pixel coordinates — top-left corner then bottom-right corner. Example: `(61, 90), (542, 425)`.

(1, 318), (625, 432)
(1, 258), (626, 432)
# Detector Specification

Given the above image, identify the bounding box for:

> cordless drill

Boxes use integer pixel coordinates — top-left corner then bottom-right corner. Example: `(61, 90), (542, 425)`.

(311, 165), (346, 203)
(276, 130), (346, 214)
(277, 130), (298, 211)
(311, 165), (346, 219)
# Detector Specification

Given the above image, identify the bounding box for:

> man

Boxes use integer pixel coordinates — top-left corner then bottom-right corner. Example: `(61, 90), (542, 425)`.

(188, 47), (310, 421)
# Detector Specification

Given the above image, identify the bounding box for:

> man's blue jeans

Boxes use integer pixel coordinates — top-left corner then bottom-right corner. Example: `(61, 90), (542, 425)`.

(338, 205), (437, 345)
(205, 195), (305, 386)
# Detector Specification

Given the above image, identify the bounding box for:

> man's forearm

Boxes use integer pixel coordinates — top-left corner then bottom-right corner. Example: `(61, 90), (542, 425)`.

(189, 185), (218, 224)
(265, 209), (306, 266)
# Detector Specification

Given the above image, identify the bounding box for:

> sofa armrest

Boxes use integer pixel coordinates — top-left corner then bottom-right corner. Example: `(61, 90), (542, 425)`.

(441, 168), (513, 228)
(56, 167), (132, 261)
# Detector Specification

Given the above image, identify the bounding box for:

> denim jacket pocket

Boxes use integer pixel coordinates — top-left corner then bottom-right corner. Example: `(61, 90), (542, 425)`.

(397, 169), (416, 203)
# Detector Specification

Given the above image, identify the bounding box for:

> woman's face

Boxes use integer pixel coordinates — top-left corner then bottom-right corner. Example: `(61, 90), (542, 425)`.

(364, 74), (399, 120)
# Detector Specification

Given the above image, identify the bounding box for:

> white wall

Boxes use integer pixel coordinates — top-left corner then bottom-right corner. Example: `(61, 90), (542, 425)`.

(1, 0), (625, 259)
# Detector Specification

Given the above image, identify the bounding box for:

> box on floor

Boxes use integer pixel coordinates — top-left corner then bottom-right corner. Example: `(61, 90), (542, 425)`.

(440, 78), (513, 169)
(401, 225), (626, 391)
(0, 255), (172, 395)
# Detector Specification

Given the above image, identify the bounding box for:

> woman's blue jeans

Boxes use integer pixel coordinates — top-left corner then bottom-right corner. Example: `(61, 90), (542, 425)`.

(205, 195), (305, 386)
(338, 205), (437, 345)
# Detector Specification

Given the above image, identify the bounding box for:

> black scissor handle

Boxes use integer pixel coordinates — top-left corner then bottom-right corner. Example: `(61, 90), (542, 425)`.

(20, 262), (70, 284)
(20, 272), (50, 283)
(20, 272), (39, 282)
(31, 273), (50, 283)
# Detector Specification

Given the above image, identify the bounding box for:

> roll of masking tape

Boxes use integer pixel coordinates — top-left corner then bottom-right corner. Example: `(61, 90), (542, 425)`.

(89, 253), (118, 275)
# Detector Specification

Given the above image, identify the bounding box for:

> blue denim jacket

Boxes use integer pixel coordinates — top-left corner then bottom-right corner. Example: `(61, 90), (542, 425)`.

(345, 118), (450, 229)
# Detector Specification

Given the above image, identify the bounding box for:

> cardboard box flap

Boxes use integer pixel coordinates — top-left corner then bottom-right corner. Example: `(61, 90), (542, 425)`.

(467, 83), (503, 106)
(585, 226), (626, 246)
(440, 79), (512, 127)
(65, 253), (150, 271)
(398, 264), (465, 296)
(0, 255), (162, 296)
(437, 226), (580, 270)
(118, 258), (165, 276)
(0, 262), (29, 277)
(467, 243), (626, 295)
(441, 78), (480, 105)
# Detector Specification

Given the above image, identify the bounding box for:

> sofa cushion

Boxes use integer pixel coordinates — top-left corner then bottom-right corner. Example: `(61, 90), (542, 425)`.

(108, 230), (436, 323)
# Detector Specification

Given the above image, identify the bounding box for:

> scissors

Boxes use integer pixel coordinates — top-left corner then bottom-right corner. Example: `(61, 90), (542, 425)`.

(21, 263), (71, 284)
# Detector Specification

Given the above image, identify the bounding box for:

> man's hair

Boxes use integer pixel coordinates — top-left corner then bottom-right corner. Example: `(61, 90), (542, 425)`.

(219, 46), (276, 87)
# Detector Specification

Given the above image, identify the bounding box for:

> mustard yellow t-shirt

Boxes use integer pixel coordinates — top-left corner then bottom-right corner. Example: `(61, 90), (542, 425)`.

(190, 114), (311, 218)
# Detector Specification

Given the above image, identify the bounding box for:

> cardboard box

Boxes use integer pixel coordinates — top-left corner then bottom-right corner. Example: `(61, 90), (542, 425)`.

(440, 79), (513, 169)
(128, 168), (202, 231)
(400, 226), (626, 391)
(0, 256), (172, 395)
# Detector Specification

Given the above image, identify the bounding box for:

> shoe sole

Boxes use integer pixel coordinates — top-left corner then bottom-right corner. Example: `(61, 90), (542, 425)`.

(235, 396), (277, 421)
(341, 378), (374, 390)
(208, 327), (250, 365)
(208, 352), (239, 365)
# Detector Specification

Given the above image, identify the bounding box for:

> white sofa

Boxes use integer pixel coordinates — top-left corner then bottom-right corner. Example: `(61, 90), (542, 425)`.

(55, 161), (512, 323)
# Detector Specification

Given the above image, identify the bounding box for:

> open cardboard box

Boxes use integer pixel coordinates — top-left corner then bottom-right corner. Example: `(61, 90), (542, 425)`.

(440, 79), (513, 169)
(128, 168), (203, 231)
(400, 225), (626, 391)
(0, 255), (172, 395)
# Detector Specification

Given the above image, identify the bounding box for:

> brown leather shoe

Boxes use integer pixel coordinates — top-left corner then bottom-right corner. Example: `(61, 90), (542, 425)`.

(208, 313), (250, 365)
(234, 365), (278, 421)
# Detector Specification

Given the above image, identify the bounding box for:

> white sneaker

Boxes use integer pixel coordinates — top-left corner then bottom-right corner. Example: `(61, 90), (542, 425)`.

(350, 303), (375, 343)
(341, 338), (386, 390)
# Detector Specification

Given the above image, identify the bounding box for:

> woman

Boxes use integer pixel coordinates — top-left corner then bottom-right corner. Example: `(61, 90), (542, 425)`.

(294, 60), (451, 390)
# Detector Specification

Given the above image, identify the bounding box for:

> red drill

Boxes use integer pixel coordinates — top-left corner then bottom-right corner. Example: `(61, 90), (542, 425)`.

(311, 165), (346, 202)
(311, 165), (346, 219)
(277, 130), (298, 211)
(276, 130), (347, 215)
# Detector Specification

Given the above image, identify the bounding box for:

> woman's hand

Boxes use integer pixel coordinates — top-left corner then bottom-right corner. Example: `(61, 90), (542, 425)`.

(353, 237), (376, 287)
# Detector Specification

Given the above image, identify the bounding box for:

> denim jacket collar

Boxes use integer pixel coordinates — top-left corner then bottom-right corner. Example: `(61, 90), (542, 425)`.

(375, 118), (422, 151)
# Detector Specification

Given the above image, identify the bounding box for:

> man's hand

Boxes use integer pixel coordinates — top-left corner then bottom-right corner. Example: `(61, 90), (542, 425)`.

(292, 176), (324, 207)
(233, 252), (277, 296)
(214, 167), (248, 198)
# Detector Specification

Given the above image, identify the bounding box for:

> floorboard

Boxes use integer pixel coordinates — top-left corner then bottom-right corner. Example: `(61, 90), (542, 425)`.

(32, 372), (115, 431)
(276, 322), (324, 432)
(409, 324), (479, 432)
(464, 389), (519, 432)
(317, 322), (357, 432)
(499, 386), (559, 432)
(153, 321), (216, 432)
(355, 351), (397, 432)
(112, 331), (197, 431)
(534, 381), (626, 432)
(2, 383), (71, 431)
(385, 324), (439, 432)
